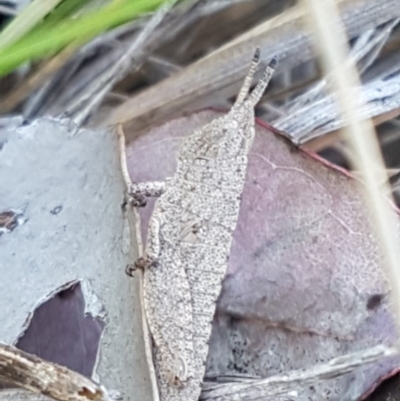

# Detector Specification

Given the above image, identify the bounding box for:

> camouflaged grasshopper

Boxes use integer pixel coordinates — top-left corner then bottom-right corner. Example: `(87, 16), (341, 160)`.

(127, 49), (277, 401)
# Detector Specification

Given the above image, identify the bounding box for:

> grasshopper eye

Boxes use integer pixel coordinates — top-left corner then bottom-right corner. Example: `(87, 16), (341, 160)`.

(177, 356), (187, 381)
(169, 357), (187, 387)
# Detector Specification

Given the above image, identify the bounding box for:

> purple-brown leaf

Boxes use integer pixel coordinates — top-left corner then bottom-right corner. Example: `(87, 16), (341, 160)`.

(127, 110), (400, 401)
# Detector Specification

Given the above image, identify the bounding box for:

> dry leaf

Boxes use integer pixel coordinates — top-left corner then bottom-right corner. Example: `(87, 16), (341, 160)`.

(127, 110), (400, 401)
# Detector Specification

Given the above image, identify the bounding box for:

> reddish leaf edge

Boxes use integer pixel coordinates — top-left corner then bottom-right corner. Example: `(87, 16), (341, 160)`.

(255, 115), (400, 215)
(360, 366), (400, 400)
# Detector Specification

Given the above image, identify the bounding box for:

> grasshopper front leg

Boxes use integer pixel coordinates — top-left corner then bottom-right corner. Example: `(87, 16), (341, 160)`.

(126, 211), (162, 276)
(128, 181), (166, 207)
(125, 181), (165, 275)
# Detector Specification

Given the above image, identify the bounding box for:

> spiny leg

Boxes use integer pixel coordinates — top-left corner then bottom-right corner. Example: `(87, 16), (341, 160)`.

(128, 181), (166, 207)
(247, 55), (277, 107)
(234, 47), (261, 107)
(126, 214), (162, 276)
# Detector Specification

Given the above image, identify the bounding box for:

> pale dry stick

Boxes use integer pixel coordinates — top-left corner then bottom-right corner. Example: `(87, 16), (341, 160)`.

(0, 43), (79, 113)
(0, 343), (112, 401)
(118, 125), (145, 257)
(303, 103), (400, 151)
(184, 0), (260, 22)
(301, 0), (400, 336)
(284, 20), (399, 113)
(71, 0), (177, 125)
(22, 19), (144, 119)
(201, 345), (397, 401)
(357, 18), (400, 74)
(275, 73), (400, 144)
(117, 124), (160, 401)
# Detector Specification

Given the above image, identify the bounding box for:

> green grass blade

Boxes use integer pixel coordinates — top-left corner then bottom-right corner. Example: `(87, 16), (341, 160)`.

(0, 0), (165, 76)
(0, 0), (65, 50)
(33, 0), (94, 31)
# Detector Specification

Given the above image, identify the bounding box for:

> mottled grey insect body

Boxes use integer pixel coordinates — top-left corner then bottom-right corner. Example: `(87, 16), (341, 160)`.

(130, 49), (277, 401)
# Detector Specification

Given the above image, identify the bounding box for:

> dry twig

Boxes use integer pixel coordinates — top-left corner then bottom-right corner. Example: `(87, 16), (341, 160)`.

(201, 345), (397, 401)
(117, 124), (160, 401)
(0, 344), (112, 401)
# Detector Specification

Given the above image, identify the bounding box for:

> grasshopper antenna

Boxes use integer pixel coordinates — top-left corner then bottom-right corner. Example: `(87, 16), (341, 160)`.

(247, 55), (277, 107)
(234, 48), (261, 107)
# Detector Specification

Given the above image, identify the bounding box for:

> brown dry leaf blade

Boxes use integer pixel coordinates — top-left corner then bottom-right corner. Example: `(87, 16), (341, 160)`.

(127, 110), (400, 401)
